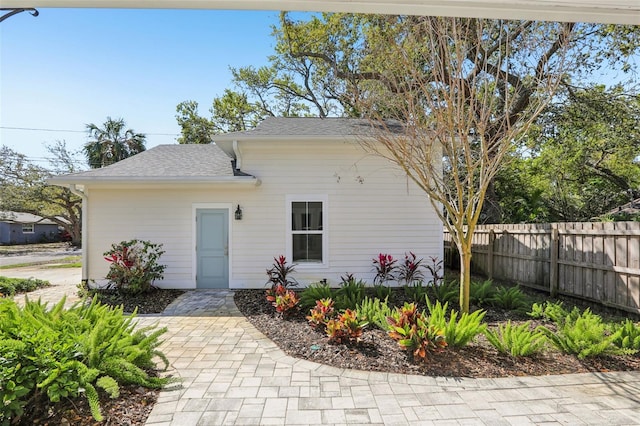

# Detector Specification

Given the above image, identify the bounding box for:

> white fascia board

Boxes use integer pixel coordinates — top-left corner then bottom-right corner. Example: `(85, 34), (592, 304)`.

(0, 1), (638, 25)
(48, 176), (261, 187)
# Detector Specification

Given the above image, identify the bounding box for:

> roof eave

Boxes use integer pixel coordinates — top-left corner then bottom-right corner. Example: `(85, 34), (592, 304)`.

(48, 176), (261, 187)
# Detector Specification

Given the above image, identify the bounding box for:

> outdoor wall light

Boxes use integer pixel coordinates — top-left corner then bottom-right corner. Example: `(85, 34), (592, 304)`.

(235, 205), (243, 220)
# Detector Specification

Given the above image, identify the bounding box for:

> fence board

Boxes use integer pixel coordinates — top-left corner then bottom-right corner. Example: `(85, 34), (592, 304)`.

(444, 221), (640, 314)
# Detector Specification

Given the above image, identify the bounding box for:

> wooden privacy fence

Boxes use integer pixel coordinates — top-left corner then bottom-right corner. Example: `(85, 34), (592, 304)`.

(444, 222), (640, 314)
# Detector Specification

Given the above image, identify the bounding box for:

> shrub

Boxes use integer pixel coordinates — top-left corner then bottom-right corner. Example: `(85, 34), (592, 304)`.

(404, 281), (428, 304)
(265, 284), (299, 317)
(0, 297), (171, 423)
(469, 279), (497, 307)
(0, 276), (50, 297)
(538, 308), (630, 359)
(299, 281), (334, 310)
(325, 309), (368, 344)
(103, 239), (166, 294)
(610, 319), (640, 351)
(266, 255), (298, 289)
(426, 299), (486, 348)
(397, 252), (424, 285)
(387, 302), (446, 361)
(372, 284), (392, 301)
(335, 274), (366, 310)
(424, 256), (444, 286)
(357, 296), (393, 330)
(528, 301), (570, 323)
(490, 286), (529, 312)
(429, 279), (459, 305)
(373, 253), (397, 285)
(306, 298), (335, 329)
(484, 321), (547, 357)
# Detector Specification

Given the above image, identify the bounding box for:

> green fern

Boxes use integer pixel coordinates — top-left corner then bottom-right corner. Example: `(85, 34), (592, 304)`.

(484, 321), (547, 357)
(429, 280), (459, 305)
(96, 376), (120, 398)
(426, 298), (486, 347)
(538, 308), (629, 359)
(490, 286), (529, 312)
(84, 383), (103, 421)
(528, 301), (570, 323)
(469, 280), (497, 307)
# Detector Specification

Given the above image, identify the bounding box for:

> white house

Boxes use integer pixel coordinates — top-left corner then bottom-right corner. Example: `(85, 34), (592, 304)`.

(50, 118), (442, 289)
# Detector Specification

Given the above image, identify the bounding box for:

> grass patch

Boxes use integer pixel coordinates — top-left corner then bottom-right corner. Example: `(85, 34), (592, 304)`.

(0, 256), (81, 269)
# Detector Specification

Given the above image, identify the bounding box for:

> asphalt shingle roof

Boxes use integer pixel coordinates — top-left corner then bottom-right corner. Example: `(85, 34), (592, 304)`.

(56, 144), (236, 179)
(215, 117), (403, 140)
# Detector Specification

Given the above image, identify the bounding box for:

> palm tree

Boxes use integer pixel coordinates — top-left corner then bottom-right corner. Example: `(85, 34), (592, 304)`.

(84, 117), (146, 168)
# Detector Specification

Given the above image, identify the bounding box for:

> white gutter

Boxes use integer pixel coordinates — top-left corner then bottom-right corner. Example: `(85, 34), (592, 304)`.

(68, 184), (89, 286)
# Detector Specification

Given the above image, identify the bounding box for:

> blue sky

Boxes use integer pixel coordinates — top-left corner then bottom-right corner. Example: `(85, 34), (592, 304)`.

(1, 8), (279, 167)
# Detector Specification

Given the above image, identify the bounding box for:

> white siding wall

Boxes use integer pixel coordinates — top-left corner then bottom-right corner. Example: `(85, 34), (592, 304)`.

(85, 140), (442, 289)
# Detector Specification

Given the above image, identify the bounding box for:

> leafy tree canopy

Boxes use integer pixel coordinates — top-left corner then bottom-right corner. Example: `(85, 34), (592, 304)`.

(84, 117), (146, 168)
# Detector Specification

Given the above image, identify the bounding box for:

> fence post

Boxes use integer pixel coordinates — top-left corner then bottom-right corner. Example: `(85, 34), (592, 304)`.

(550, 227), (559, 297)
(487, 229), (495, 279)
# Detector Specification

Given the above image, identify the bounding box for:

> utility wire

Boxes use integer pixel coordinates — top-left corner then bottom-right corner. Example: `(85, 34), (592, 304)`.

(0, 126), (179, 136)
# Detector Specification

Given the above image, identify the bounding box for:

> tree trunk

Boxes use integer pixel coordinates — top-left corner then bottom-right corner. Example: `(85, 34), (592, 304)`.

(459, 246), (472, 313)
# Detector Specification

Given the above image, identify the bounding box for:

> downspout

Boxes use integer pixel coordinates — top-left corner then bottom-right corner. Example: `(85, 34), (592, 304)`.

(69, 184), (89, 286)
(232, 140), (242, 169)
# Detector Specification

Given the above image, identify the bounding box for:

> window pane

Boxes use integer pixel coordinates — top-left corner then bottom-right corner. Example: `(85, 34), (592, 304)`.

(292, 201), (323, 231)
(307, 202), (323, 231)
(292, 202), (307, 231)
(292, 234), (323, 263)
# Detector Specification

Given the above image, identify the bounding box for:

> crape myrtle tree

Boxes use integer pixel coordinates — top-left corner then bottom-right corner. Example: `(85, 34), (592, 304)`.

(84, 117), (146, 168)
(355, 17), (573, 313)
(0, 142), (82, 246)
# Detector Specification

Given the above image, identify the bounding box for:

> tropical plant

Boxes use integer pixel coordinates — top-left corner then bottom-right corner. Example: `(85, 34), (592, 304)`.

(387, 302), (447, 360)
(404, 281), (428, 304)
(397, 252), (424, 285)
(426, 299), (486, 348)
(372, 253), (397, 285)
(428, 279), (459, 305)
(424, 256), (444, 286)
(0, 296), (171, 423)
(266, 255), (298, 289)
(357, 296), (392, 330)
(325, 309), (368, 344)
(372, 283), (392, 301)
(84, 117), (146, 168)
(335, 273), (366, 310)
(306, 298), (335, 330)
(299, 281), (334, 310)
(103, 239), (166, 294)
(610, 319), (640, 351)
(484, 321), (547, 357)
(265, 284), (299, 317)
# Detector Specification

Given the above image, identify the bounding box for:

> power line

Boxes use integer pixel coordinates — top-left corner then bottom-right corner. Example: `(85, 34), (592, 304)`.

(0, 126), (179, 137)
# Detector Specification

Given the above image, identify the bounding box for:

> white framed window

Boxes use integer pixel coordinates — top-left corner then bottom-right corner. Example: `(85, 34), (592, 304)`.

(286, 195), (328, 267)
(21, 224), (34, 234)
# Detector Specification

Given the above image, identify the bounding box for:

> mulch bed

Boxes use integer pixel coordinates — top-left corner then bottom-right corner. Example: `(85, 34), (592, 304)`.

(234, 289), (640, 378)
(20, 286), (640, 425)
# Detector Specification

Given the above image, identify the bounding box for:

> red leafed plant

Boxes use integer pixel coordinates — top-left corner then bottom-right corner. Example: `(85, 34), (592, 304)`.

(266, 255), (298, 289)
(325, 309), (368, 344)
(103, 239), (166, 294)
(373, 253), (398, 285)
(266, 284), (299, 317)
(387, 302), (447, 361)
(306, 298), (335, 329)
(397, 252), (425, 285)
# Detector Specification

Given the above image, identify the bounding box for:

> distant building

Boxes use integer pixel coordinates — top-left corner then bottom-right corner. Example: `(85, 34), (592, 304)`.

(0, 212), (62, 245)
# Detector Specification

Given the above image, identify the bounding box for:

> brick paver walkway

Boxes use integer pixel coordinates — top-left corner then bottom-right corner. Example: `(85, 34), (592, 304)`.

(5, 270), (640, 425)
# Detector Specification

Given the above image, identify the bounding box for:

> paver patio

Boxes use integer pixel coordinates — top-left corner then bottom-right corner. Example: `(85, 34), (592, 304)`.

(6, 270), (640, 425)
